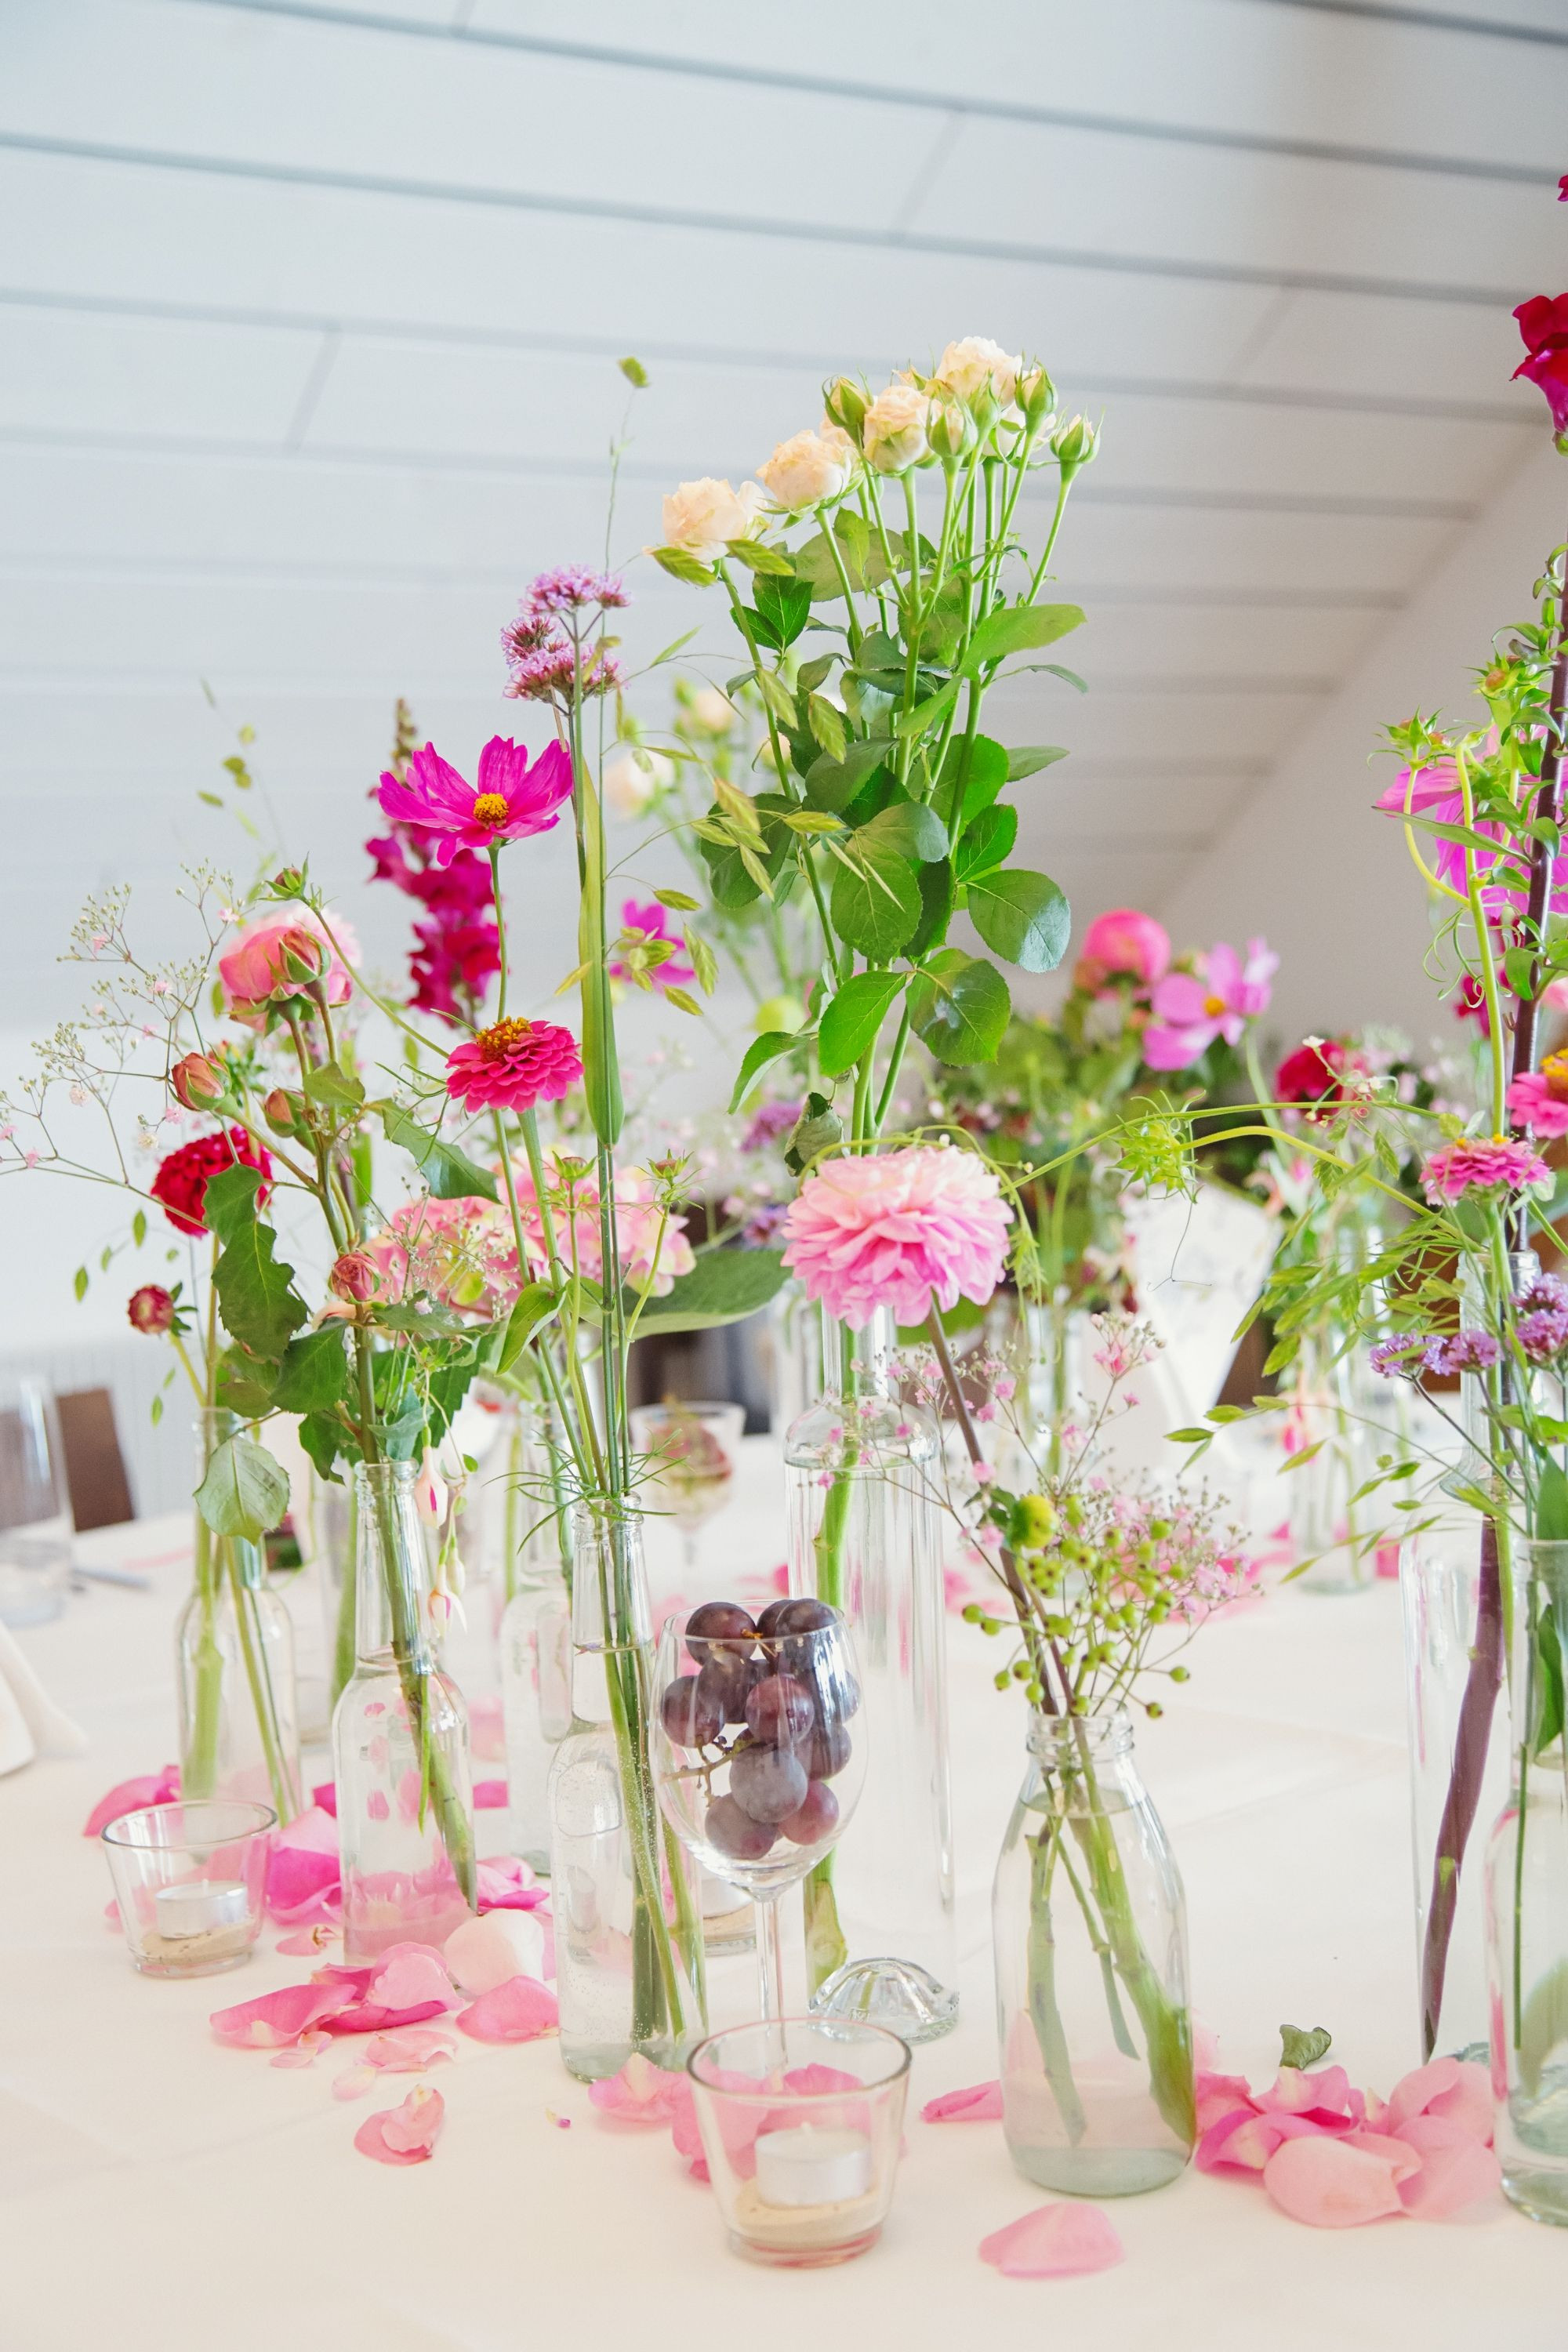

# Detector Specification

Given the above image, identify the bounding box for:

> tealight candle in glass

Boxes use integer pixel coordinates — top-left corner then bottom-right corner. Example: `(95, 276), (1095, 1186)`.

(101, 1799), (274, 1976)
(686, 2019), (909, 2267)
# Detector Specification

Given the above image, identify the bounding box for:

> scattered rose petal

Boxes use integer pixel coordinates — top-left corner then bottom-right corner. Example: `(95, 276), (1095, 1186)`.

(1386, 2057), (1493, 2143)
(456, 1974), (558, 2043)
(361, 2027), (457, 2073)
(1263, 2133), (1408, 2227)
(588, 2053), (687, 2125)
(354, 2085), (444, 2165)
(333, 2064), (377, 2102)
(474, 1779), (507, 1809)
(266, 1807), (343, 1923)
(923, 2080), (1004, 2123)
(83, 1766), (180, 1838)
(1341, 2129), (1423, 2184)
(312, 1780), (338, 1817)
(474, 1855), (548, 1912)
(979, 2204), (1123, 2278)
(270, 2029), (332, 2071)
(546, 2108), (572, 2130)
(276, 1922), (339, 1958)
(365, 1943), (460, 2016)
(1194, 2068), (1258, 2134)
(1392, 2115), (1502, 2219)
(1256, 2065), (1359, 2125)
(211, 1981), (350, 2049)
(445, 1910), (547, 1996)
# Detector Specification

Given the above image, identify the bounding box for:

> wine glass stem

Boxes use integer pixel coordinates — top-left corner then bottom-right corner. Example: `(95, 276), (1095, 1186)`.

(755, 1892), (786, 2025)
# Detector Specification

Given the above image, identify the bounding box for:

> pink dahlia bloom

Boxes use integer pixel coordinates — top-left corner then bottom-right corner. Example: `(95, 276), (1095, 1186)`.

(377, 738), (572, 869)
(510, 1152), (695, 1296)
(1507, 1051), (1568, 1138)
(220, 909), (358, 1024)
(1073, 908), (1171, 994)
(781, 1145), (1012, 1327)
(1421, 1136), (1551, 1204)
(1142, 938), (1277, 1071)
(351, 1199), (523, 1320)
(444, 1017), (583, 1114)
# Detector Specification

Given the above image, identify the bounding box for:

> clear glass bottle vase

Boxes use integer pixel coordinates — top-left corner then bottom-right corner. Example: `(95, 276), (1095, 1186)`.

(500, 1400), (573, 1872)
(331, 1460), (475, 1963)
(1287, 1324), (1379, 1594)
(784, 1307), (957, 2042)
(176, 1410), (303, 1824)
(548, 1504), (706, 2080)
(994, 1708), (1195, 2196)
(1486, 1535), (1568, 2225)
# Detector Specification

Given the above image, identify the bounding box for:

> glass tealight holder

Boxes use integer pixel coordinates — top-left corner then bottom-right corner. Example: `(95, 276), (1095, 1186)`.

(102, 1799), (274, 1977)
(686, 2019), (909, 2268)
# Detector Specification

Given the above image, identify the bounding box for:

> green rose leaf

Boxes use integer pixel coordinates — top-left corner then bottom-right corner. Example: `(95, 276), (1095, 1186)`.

(297, 1410), (345, 1486)
(818, 970), (907, 1078)
(829, 810), (926, 956)
(624, 1247), (789, 1337)
(933, 735), (1009, 831)
(211, 1187), (310, 1361)
(194, 1432), (291, 1544)
(379, 1103), (499, 1203)
(906, 858), (955, 958)
(202, 1162), (267, 1245)
(966, 867), (1072, 974)
(1006, 745), (1070, 781)
(963, 601), (1085, 676)
(303, 1060), (365, 1109)
(498, 1281), (564, 1374)
(869, 799), (947, 862)
(1278, 2024), (1334, 2073)
(804, 736), (891, 814)
(729, 1025), (811, 1114)
(272, 1326), (350, 1414)
(909, 950), (1011, 1064)
(726, 537), (795, 577)
(754, 573), (812, 649)
(650, 545), (717, 587)
(956, 803), (1018, 881)
(697, 793), (794, 908)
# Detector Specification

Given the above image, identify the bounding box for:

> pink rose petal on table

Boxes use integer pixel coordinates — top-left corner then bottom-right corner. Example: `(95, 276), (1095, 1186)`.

(270, 2029), (332, 2071)
(979, 2204), (1124, 2278)
(445, 1910), (547, 1995)
(1392, 2115), (1502, 2218)
(456, 1974), (558, 2043)
(474, 1855), (548, 1911)
(588, 2053), (688, 2125)
(1263, 2133), (1409, 2227)
(276, 1922), (339, 1958)
(266, 1807), (342, 1923)
(783, 2064), (862, 2096)
(362, 2027), (456, 2072)
(1197, 2107), (1325, 2175)
(474, 1778), (507, 1809)
(1386, 2057), (1493, 2143)
(354, 2085), (445, 2166)
(923, 2080), (1005, 2123)
(365, 1943), (460, 2015)
(311, 1780), (338, 1817)
(82, 1766), (180, 1837)
(1193, 2069), (1258, 2134)
(1256, 2064), (1359, 2125)
(1341, 2129), (1423, 2184)
(211, 1980), (350, 2049)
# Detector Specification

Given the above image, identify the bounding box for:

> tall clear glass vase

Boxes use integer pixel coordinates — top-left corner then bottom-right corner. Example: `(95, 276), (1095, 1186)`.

(1486, 1537), (1568, 2224)
(994, 1708), (1194, 2195)
(500, 1400), (572, 1872)
(332, 1460), (475, 1962)
(176, 1410), (302, 1824)
(784, 1307), (957, 2042)
(548, 1504), (706, 2080)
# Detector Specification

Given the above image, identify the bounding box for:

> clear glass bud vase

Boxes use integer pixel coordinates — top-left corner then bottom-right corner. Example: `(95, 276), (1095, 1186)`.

(177, 1410), (302, 1824)
(785, 1307), (957, 2042)
(500, 1403), (573, 1872)
(1486, 1536), (1568, 2225)
(332, 1460), (475, 1962)
(994, 1709), (1194, 2196)
(1287, 1327), (1378, 1593)
(548, 1504), (706, 2080)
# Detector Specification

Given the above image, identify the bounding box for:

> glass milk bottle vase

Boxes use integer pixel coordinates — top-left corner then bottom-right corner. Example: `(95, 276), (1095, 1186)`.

(177, 1410), (302, 1824)
(500, 1403), (573, 1873)
(784, 1307), (958, 2042)
(994, 1709), (1195, 2195)
(548, 1505), (706, 2080)
(332, 1460), (475, 1963)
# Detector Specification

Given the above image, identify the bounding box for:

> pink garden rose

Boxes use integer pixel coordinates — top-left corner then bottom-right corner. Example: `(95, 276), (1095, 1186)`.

(1073, 907), (1171, 993)
(353, 1198), (524, 1320)
(220, 907), (358, 1025)
(1142, 938), (1277, 1070)
(782, 1145), (1011, 1327)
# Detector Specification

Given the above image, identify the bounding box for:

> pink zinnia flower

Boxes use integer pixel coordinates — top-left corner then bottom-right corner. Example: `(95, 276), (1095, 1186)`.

(1073, 907), (1171, 993)
(781, 1145), (1012, 1327)
(1421, 1135), (1550, 1203)
(1507, 1051), (1568, 1138)
(376, 739), (572, 869)
(445, 1017), (583, 1114)
(608, 900), (695, 993)
(1142, 938), (1277, 1071)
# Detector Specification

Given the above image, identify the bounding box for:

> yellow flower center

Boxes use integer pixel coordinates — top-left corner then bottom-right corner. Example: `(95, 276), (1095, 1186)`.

(1543, 1050), (1568, 1103)
(478, 1016), (532, 1061)
(472, 793), (510, 827)
(1203, 993), (1226, 1018)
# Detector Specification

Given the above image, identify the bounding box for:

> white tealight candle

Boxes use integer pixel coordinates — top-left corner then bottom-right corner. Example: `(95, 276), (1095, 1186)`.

(154, 1879), (249, 1938)
(753, 2125), (873, 2209)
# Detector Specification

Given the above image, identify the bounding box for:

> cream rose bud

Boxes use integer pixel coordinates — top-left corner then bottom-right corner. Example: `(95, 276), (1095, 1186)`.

(604, 747), (672, 819)
(758, 428), (854, 511)
(927, 397), (975, 464)
(1017, 362), (1055, 426)
(862, 383), (932, 474)
(688, 687), (738, 734)
(933, 336), (1022, 413)
(660, 477), (765, 562)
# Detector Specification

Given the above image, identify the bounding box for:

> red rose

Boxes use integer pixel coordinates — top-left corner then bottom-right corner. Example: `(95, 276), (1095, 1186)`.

(150, 1127), (272, 1237)
(1276, 1042), (1342, 1106)
(1512, 293), (1568, 443)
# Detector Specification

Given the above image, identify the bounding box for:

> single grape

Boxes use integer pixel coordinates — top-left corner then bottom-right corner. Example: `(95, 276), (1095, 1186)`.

(729, 1744), (809, 1824)
(659, 1672), (722, 1748)
(744, 1672), (815, 1749)
(684, 1601), (757, 1661)
(780, 1779), (839, 1846)
(764, 1596), (835, 1637)
(754, 1597), (795, 1639)
(807, 1719), (851, 1779)
(705, 1793), (775, 1862)
(695, 1651), (755, 1726)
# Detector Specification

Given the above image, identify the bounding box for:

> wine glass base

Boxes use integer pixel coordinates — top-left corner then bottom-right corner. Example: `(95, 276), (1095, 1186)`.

(810, 1956), (959, 2043)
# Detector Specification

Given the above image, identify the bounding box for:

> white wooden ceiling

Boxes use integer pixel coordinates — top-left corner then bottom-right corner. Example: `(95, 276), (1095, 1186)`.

(2, 0), (1563, 1021)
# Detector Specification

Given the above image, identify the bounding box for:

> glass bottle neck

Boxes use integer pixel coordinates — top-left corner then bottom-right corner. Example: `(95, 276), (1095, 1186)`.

(568, 1505), (649, 1653)
(352, 1461), (432, 1668)
(1027, 1705), (1135, 1767)
(818, 1305), (898, 1403)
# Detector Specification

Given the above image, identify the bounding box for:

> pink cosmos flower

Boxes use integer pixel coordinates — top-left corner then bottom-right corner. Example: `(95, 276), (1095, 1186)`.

(1142, 938), (1277, 1071)
(510, 1151), (695, 1295)
(1507, 1049), (1568, 1138)
(1421, 1135), (1551, 1203)
(1374, 745), (1568, 915)
(377, 738), (572, 869)
(444, 1016), (583, 1114)
(1073, 907), (1171, 993)
(608, 899), (696, 993)
(782, 1145), (1012, 1327)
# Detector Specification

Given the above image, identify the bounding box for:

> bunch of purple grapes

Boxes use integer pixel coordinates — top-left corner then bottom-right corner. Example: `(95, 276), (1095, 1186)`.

(659, 1597), (857, 1864)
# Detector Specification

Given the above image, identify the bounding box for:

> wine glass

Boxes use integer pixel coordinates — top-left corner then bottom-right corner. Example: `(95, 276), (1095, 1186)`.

(653, 1599), (866, 2024)
(631, 1402), (745, 1573)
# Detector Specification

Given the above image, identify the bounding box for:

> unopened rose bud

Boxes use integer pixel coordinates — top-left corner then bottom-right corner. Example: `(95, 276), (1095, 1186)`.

(127, 1283), (176, 1336)
(927, 398), (975, 466)
(270, 867), (304, 897)
(822, 376), (868, 444)
(1051, 413), (1099, 470)
(263, 1087), (304, 1135)
(281, 930), (328, 985)
(328, 1249), (379, 1304)
(1018, 363), (1055, 427)
(169, 1051), (225, 1111)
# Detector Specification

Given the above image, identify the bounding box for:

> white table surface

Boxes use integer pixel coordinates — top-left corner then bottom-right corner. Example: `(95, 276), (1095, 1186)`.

(2, 1439), (1561, 2349)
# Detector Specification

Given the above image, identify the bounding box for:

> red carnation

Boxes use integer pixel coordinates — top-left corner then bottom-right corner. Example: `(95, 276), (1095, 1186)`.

(444, 1018), (583, 1115)
(1512, 293), (1568, 444)
(127, 1284), (176, 1335)
(150, 1127), (272, 1237)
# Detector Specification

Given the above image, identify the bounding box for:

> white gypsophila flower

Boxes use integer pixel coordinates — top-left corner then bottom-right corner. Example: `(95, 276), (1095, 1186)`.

(659, 477), (766, 561)
(604, 748), (673, 820)
(757, 426), (856, 511)
(862, 383), (932, 474)
(931, 336), (1022, 412)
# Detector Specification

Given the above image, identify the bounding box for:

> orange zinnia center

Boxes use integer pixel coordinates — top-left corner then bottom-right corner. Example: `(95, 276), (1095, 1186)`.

(1203, 993), (1226, 1018)
(1542, 1049), (1568, 1103)
(478, 1016), (532, 1061)
(472, 793), (510, 827)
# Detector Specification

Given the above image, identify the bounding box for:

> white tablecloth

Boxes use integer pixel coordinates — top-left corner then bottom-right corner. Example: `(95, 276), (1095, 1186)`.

(2, 1444), (1560, 2349)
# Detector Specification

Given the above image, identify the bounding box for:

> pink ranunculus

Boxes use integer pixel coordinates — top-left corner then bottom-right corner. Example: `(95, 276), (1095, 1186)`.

(1142, 937), (1277, 1070)
(782, 1145), (1012, 1327)
(220, 910), (358, 1022)
(376, 737), (572, 869)
(1421, 1135), (1551, 1204)
(1507, 1051), (1568, 1138)
(509, 1152), (695, 1297)
(444, 1016), (583, 1115)
(1073, 907), (1171, 993)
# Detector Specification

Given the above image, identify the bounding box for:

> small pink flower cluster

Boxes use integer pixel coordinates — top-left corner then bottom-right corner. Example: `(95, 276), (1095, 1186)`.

(501, 569), (628, 704)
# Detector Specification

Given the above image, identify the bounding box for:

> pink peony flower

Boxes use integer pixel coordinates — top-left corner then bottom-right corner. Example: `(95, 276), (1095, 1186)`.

(1142, 938), (1277, 1070)
(782, 1145), (1012, 1327)
(376, 738), (572, 869)
(444, 1016), (583, 1115)
(510, 1152), (695, 1295)
(1421, 1134), (1551, 1203)
(1507, 1049), (1568, 1138)
(1073, 907), (1171, 993)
